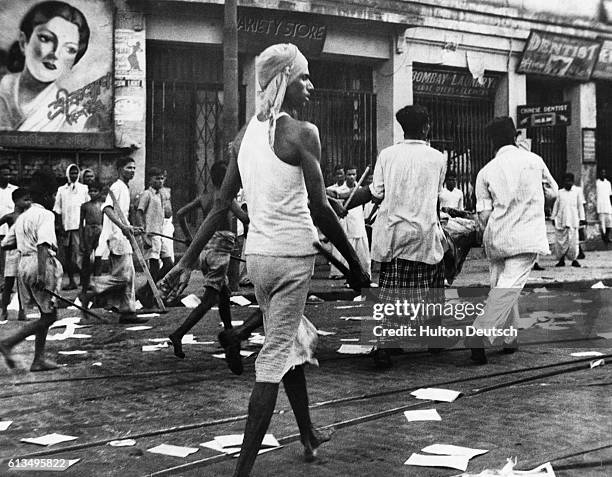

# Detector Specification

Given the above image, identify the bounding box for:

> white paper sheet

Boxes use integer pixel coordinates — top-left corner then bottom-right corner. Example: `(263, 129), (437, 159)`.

(598, 331), (612, 339)
(316, 330), (336, 336)
(214, 433), (280, 449)
(570, 351), (604, 357)
(125, 326), (153, 331)
(200, 440), (281, 456)
(181, 294), (201, 308)
(230, 295), (252, 306)
(0, 320), (7, 325)
(58, 350), (88, 355)
(231, 320), (244, 327)
(591, 281), (609, 289)
(590, 359), (605, 368)
(147, 443), (199, 458)
(211, 350), (255, 359)
(340, 338), (360, 342)
(405, 453), (470, 471)
(334, 305), (365, 309)
(339, 316), (369, 321)
(137, 313), (160, 318)
(404, 409), (441, 422)
(109, 439), (136, 447)
(21, 433), (78, 446)
(421, 444), (488, 459)
(337, 344), (374, 354)
(0, 421), (13, 431)
(7, 293), (19, 310)
(92, 362), (102, 366)
(455, 458), (556, 476)
(142, 343), (168, 352)
(410, 388), (462, 402)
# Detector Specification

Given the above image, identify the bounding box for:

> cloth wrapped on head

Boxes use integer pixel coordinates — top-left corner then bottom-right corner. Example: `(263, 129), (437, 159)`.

(256, 43), (308, 147)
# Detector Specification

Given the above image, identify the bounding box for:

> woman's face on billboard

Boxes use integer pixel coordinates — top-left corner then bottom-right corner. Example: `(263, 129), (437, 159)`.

(20, 16), (79, 83)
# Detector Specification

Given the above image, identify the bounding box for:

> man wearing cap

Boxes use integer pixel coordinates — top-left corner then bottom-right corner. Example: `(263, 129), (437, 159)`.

(470, 117), (558, 364)
(159, 43), (369, 476)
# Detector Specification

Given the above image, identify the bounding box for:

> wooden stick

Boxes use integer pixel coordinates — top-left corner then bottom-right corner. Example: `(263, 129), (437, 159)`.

(44, 288), (110, 323)
(107, 189), (167, 312)
(313, 242), (351, 278)
(343, 166), (370, 209)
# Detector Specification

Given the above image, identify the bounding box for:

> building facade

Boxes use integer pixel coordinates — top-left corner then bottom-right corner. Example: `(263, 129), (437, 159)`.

(1, 0), (612, 239)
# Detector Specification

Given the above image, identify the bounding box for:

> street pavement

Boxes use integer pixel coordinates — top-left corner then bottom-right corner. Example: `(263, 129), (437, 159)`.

(1, 248), (612, 476)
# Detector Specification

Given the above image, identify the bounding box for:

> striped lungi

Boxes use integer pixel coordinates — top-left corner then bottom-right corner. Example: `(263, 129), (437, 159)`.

(247, 254), (318, 383)
(378, 258), (444, 327)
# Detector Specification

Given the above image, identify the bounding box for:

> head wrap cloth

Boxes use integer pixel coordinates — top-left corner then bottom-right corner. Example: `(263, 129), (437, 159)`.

(256, 43), (308, 147)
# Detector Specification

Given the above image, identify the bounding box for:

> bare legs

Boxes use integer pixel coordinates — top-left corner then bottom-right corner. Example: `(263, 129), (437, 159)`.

(169, 285), (232, 359)
(0, 311), (58, 371)
(233, 366), (332, 476)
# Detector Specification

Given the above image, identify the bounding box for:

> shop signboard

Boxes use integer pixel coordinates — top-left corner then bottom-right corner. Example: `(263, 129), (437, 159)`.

(593, 40), (612, 80)
(518, 31), (601, 81)
(0, 0), (114, 148)
(412, 68), (498, 99)
(237, 7), (327, 56)
(517, 103), (571, 128)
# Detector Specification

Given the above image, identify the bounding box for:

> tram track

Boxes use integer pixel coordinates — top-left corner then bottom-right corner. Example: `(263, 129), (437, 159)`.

(2, 352), (609, 465)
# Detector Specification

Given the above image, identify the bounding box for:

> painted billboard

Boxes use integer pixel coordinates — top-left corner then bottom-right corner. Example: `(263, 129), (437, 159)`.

(0, 0), (113, 147)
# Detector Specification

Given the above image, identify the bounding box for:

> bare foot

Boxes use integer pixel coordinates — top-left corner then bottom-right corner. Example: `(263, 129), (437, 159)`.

(30, 359), (59, 372)
(0, 343), (16, 369)
(168, 334), (185, 359)
(303, 427), (334, 462)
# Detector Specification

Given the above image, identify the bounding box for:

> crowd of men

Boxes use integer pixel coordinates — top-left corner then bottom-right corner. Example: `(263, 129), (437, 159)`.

(1, 41), (612, 477)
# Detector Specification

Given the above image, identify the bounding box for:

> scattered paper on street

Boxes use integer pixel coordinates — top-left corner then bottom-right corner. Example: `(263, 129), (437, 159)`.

(58, 350), (88, 355)
(316, 329), (335, 336)
(339, 316), (370, 321)
(181, 294), (201, 308)
(572, 299), (592, 304)
(590, 358), (605, 368)
(21, 433), (78, 446)
(0, 320), (7, 325)
(340, 338), (360, 342)
(337, 344), (374, 354)
(532, 287), (549, 293)
(125, 326), (153, 331)
(92, 362), (102, 367)
(404, 409), (441, 422)
(411, 388), (462, 402)
(570, 351), (603, 357)
(231, 320), (244, 327)
(201, 440), (281, 456)
(147, 443), (199, 458)
(405, 453), (470, 471)
(230, 295), (252, 306)
(214, 433), (280, 449)
(335, 305), (365, 309)
(135, 300), (143, 310)
(598, 332), (612, 339)
(137, 313), (160, 318)
(421, 444), (488, 459)
(109, 439), (136, 447)
(0, 421), (13, 431)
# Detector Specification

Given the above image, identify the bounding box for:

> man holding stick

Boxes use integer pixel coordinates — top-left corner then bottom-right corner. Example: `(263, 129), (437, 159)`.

(80, 157), (147, 324)
(159, 43), (369, 475)
(326, 165), (371, 278)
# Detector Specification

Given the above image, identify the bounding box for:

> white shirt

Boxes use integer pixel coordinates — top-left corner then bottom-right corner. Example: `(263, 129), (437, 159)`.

(369, 140), (446, 264)
(596, 178), (612, 214)
(476, 145), (558, 259)
(4, 203), (57, 255)
(439, 187), (464, 210)
(237, 115), (318, 256)
(552, 186), (585, 229)
(53, 181), (89, 231)
(101, 179), (132, 255)
(0, 183), (17, 235)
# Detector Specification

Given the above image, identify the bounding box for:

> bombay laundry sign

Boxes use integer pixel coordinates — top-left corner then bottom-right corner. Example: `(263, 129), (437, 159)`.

(592, 40), (612, 80)
(518, 31), (601, 81)
(412, 69), (498, 99)
(517, 103), (571, 128)
(238, 7), (327, 55)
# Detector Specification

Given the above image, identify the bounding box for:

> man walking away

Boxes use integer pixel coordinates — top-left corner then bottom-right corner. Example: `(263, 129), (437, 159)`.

(470, 117), (557, 364)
